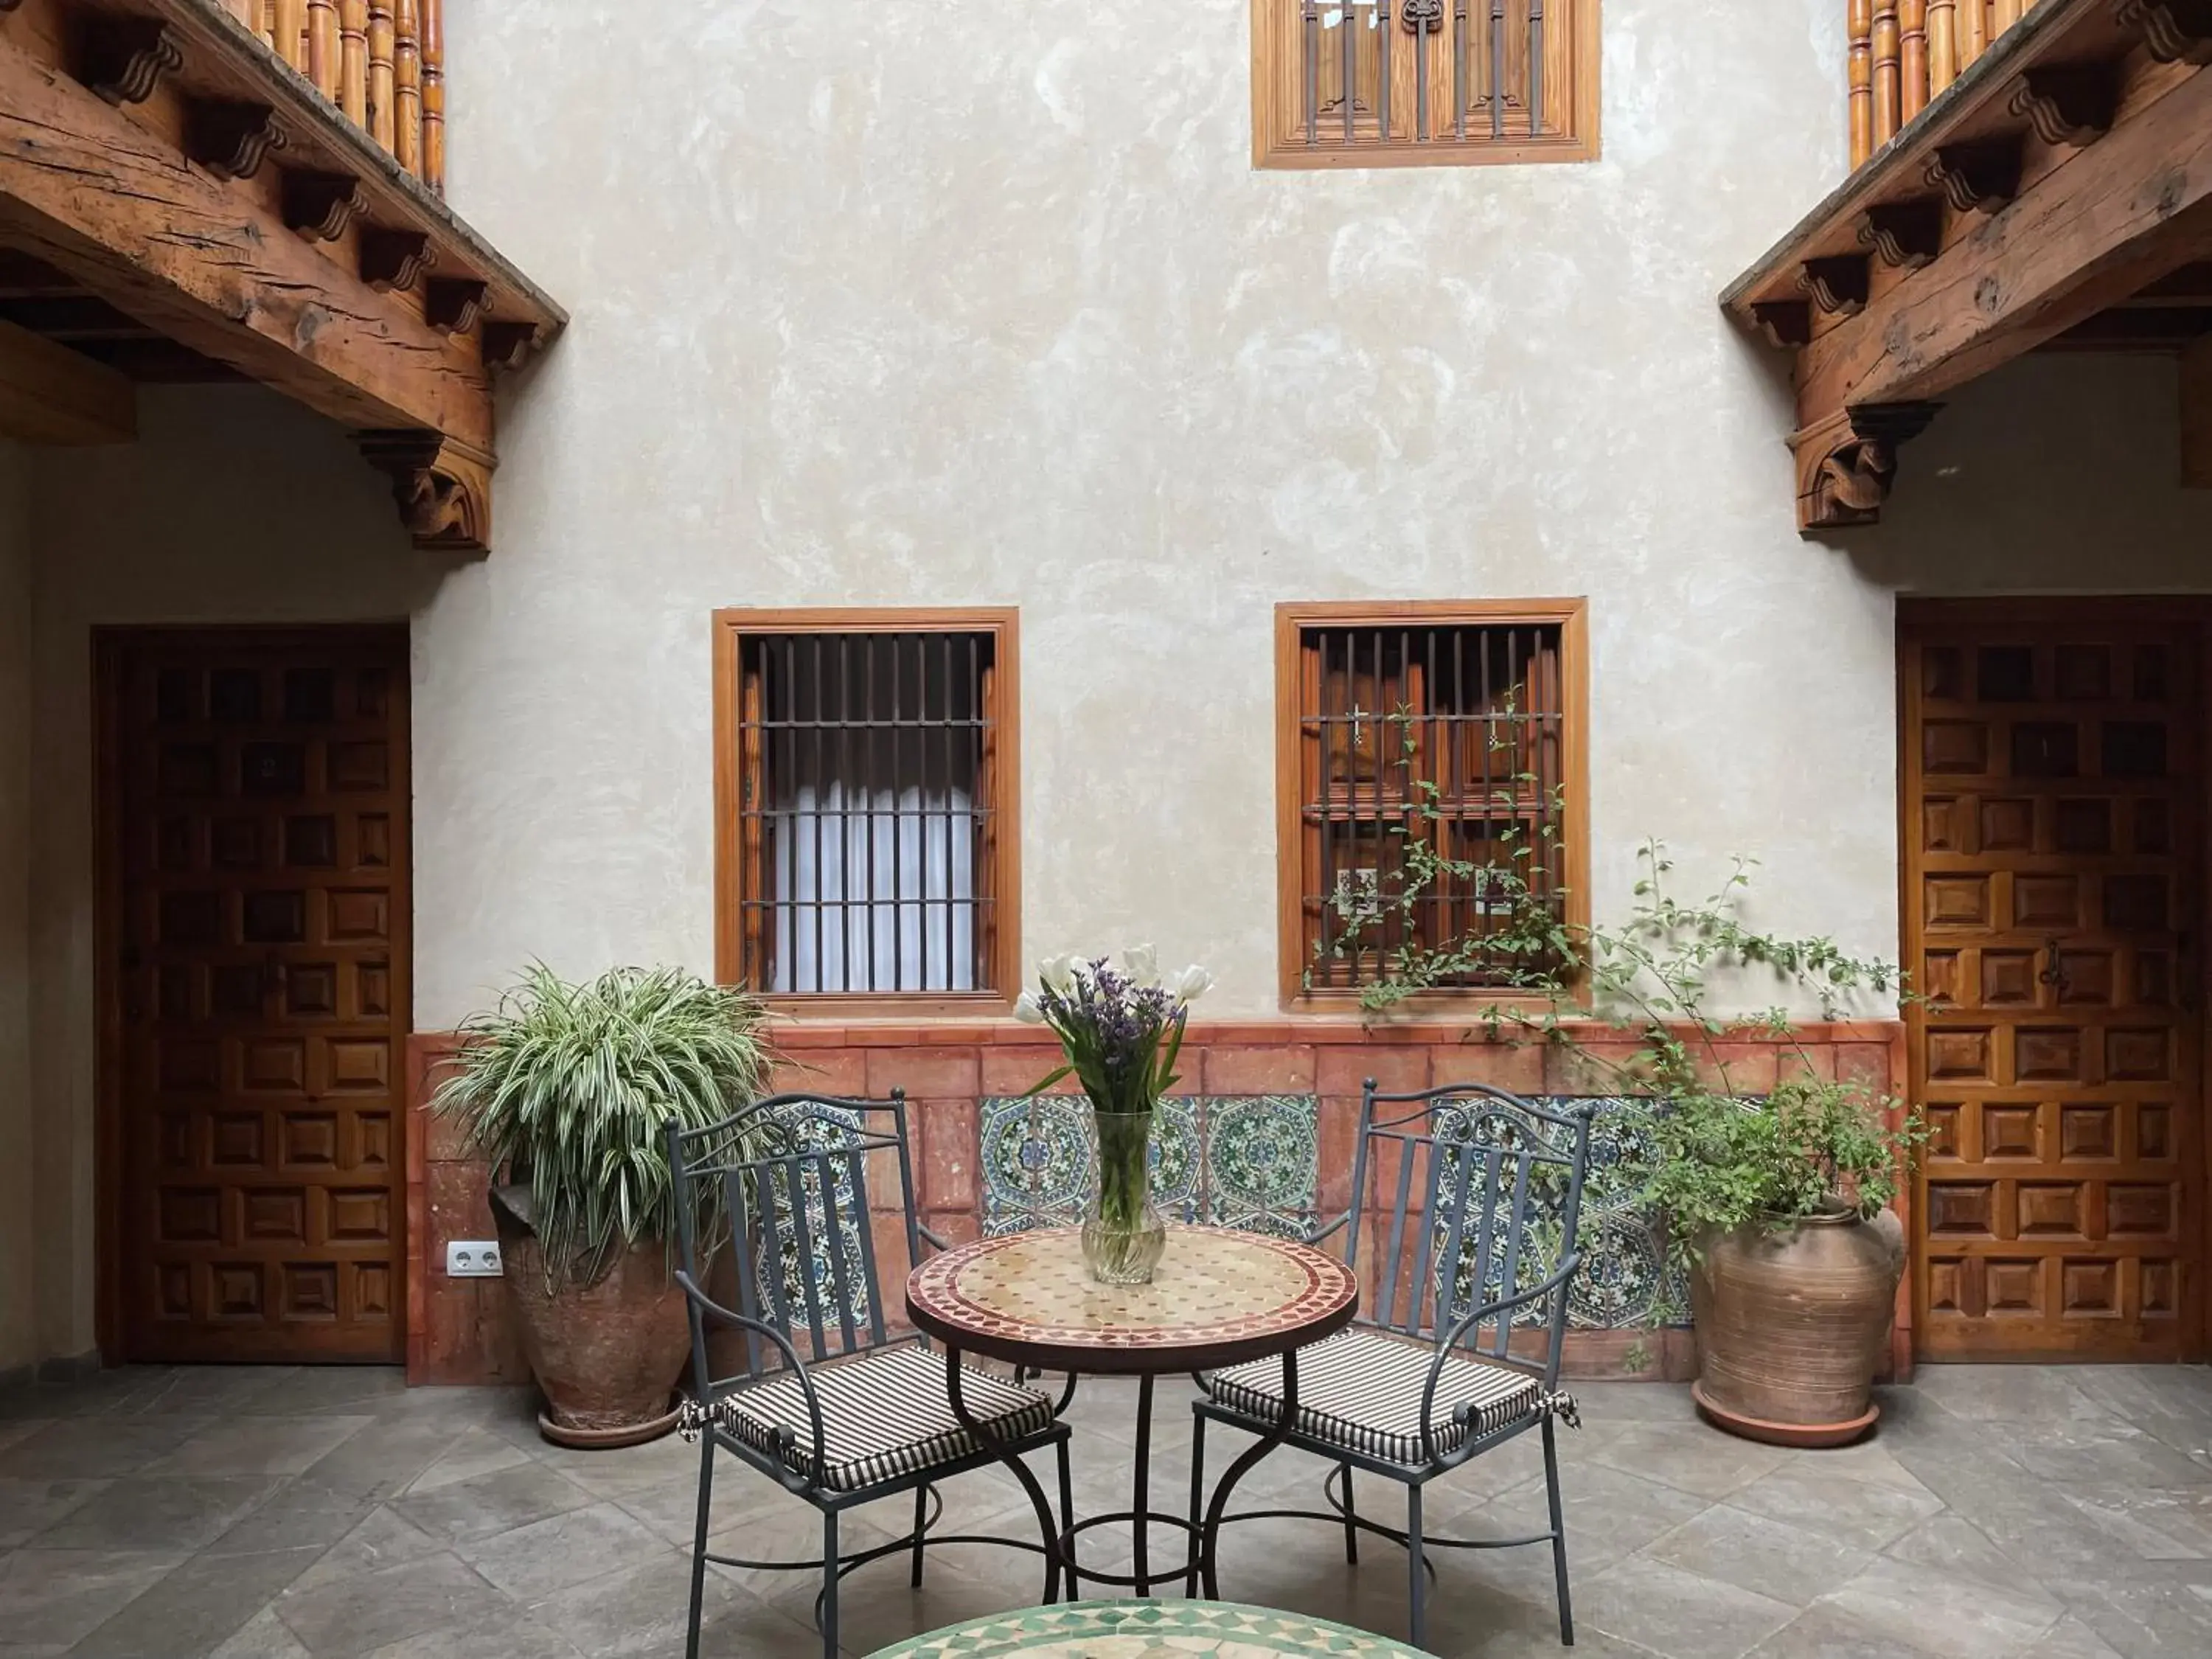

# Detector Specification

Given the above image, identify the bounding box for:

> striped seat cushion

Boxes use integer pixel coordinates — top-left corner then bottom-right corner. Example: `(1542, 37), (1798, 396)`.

(1208, 1326), (1541, 1466)
(710, 1343), (1057, 1492)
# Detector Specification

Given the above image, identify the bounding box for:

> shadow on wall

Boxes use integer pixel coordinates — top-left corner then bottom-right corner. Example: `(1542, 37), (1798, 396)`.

(1837, 354), (2212, 595)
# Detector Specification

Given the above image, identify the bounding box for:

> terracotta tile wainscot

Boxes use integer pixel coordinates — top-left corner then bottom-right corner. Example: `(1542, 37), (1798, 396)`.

(405, 1020), (1910, 1387)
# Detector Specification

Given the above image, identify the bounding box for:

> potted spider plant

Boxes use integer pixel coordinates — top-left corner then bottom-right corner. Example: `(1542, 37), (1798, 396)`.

(433, 965), (772, 1447)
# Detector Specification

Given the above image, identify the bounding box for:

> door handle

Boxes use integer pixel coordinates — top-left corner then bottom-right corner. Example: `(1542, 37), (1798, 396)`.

(2038, 936), (2070, 997)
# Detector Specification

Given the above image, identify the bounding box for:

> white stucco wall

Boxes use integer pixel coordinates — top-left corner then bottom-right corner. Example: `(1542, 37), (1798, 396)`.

(0, 437), (33, 1373)
(12, 3), (2212, 1362)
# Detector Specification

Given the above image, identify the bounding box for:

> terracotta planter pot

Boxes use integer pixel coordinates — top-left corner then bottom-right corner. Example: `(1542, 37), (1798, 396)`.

(1690, 1208), (1905, 1447)
(494, 1213), (692, 1447)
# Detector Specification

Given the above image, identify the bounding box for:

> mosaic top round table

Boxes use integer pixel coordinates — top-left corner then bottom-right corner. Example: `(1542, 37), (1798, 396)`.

(866, 1598), (1430, 1659)
(906, 1225), (1357, 1602)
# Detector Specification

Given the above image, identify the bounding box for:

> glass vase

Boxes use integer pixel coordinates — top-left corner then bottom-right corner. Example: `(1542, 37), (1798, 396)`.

(1083, 1107), (1166, 1285)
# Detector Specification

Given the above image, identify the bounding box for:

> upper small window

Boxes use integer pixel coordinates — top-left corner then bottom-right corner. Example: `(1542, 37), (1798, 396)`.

(714, 611), (1018, 1004)
(1251, 0), (1599, 168)
(1276, 602), (1587, 1003)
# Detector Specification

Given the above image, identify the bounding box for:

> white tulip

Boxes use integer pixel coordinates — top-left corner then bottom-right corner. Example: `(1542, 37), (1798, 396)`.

(1120, 944), (1161, 986)
(1012, 990), (1047, 1024)
(1169, 964), (1213, 1001)
(1039, 953), (1079, 995)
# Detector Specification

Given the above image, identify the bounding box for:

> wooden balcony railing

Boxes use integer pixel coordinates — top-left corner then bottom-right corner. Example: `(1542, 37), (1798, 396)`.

(1848, 1), (2038, 167)
(219, 0), (443, 192)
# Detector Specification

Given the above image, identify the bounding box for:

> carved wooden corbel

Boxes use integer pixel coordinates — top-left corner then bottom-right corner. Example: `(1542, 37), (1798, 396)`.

(1798, 256), (1871, 317)
(1924, 142), (2022, 212)
(479, 320), (543, 369)
(423, 278), (487, 335)
(358, 229), (430, 292)
(1858, 201), (1944, 270)
(282, 173), (369, 241)
(183, 102), (288, 181)
(356, 430), (495, 553)
(82, 18), (182, 105)
(1792, 403), (1941, 531)
(1750, 300), (1812, 349)
(2115, 0), (2212, 65)
(2007, 65), (2121, 147)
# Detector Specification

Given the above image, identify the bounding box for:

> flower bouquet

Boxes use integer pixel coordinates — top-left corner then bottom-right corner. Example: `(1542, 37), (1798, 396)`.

(1016, 947), (1212, 1284)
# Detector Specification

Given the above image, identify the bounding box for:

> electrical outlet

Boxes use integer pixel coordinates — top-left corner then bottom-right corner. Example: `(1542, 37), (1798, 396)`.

(446, 1239), (503, 1278)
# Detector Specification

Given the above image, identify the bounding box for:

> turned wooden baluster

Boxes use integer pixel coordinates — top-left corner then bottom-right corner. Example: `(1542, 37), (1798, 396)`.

(251, 0), (274, 45)
(1991, 0), (2021, 36)
(1873, 1), (1902, 148)
(338, 1), (367, 124)
(366, 1), (395, 152)
(220, 0), (257, 24)
(1849, 0), (1874, 167)
(273, 0), (307, 71)
(1927, 0), (1958, 95)
(1901, 0), (1929, 120)
(1962, 0), (1989, 68)
(307, 0), (338, 98)
(421, 0), (445, 195)
(394, 0), (421, 176)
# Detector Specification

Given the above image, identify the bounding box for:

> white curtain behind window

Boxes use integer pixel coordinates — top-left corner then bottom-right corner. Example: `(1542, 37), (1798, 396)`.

(771, 779), (975, 992)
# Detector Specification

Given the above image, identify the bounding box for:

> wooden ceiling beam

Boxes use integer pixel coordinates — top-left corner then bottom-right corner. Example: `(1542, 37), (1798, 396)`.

(0, 313), (135, 444)
(0, 28), (491, 446)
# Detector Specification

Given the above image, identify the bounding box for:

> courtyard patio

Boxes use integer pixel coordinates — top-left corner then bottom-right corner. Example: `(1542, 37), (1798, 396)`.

(0, 1363), (2205, 1659)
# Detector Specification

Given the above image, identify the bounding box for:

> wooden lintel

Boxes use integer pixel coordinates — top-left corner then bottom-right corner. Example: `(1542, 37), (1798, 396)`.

(1799, 58), (2212, 421)
(0, 30), (492, 448)
(2185, 333), (2212, 488)
(0, 315), (136, 445)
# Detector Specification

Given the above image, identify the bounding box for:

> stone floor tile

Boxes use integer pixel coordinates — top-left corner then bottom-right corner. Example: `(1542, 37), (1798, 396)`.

(1817, 1554), (2064, 1658)
(148, 1416), (376, 1478)
(290, 1417), (470, 1508)
(1585, 1423), (1792, 1501)
(0, 1415), (216, 1479)
(287, 1506), (445, 1593)
(456, 1498), (674, 1601)
(526, 1427), (699, 1501)
(0, 1476), (109, 1547)
(2017, 1614), (2129, 1659)
(125, 1368), (302, 1418)
(0, 1420), (49, 1455)
(1909, 1366), (2112, 1425)
(1725, 1461), (1945, 1552)
(1639, 1501), (1874, 1607)
(1882, 1512), (2045, 1596)
(232, 1370), (412, 1417)
(2059, 1571), (2212, 1658)
(0, 1548), (184, 1646)
(1742, 1601), (1934, 1659)
(29, 1473), (279, 1551)
(1573, 1553), (1798, 1659)
(202, 1483), (379, 1559)
(1573, 1380), (1703, 1425)
(209, 1608), (314, 1658)
(0, 1368), (173, 1423)
(69, 1543), (323, 1659)
(2055, 1486), (2212, 1560)
(526, 1551), (785, 1659)
(389, 1459), (594, 1545)
(270, 1549), (511, 1659)
(399, 1427), (536, 1496)
(358, 1609), (585, 1659)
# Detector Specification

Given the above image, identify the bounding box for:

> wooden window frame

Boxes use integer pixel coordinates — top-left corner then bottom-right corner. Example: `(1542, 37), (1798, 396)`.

(712, 607), (1021, 1018)
(1250, 0), (1601, 170)
(1273, 599), (1590, 1010)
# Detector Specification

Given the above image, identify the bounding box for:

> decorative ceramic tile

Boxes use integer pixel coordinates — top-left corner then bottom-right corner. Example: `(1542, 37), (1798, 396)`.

(907, 1227), (1356, 1366)
(978, 1094), (1317, 1237)
(867, 1597), (1430, 1658)
(750, 1098), (873, 1336)
(974, 1092), (1681, 1331)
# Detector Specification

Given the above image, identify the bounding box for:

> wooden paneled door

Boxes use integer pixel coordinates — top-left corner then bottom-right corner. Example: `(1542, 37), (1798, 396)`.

(100, 627), (409, 1363)
(1901, 601), (2206, 1361)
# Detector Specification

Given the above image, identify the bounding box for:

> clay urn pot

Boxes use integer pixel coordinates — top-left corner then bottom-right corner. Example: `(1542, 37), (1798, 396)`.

(1688, 1204), (1906, 1448)
(492, 1186), (692, 1448)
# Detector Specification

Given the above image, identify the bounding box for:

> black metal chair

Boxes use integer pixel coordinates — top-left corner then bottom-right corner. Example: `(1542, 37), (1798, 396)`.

(1191, 1080), (1595, 1649)
(668, 1091), (1074, 1659)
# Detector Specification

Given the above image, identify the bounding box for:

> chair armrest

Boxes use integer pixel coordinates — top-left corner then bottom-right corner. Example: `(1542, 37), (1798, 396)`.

(1303, 1211), (1351, 1249)
(673, 1270), (828, 1484)
(916, 1222), (953, 1256)
(1415, 1252), (1584, 1464)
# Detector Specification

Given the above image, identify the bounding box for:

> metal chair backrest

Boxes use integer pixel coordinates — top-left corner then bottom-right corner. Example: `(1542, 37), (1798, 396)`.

(1346, 1080), (1594, 1385)
(668, 1090), (920, 1396)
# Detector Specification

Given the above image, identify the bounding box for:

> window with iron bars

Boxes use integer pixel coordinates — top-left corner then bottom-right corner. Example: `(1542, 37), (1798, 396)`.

(1251, 0), (1599, 168)
(1278, 605), (1586, 999)
(714, 613), (1017, 1002)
